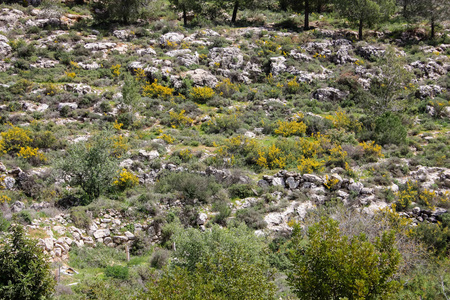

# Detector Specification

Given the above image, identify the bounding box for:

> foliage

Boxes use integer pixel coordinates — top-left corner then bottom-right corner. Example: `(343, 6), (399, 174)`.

(105, 265), (129, 280)
(113, 168), (139, 190)
(155, 171), (220, 202)
(0, 124), (33, 155)
(56, 132), (119, 202)
(190, 86), (215, 104)
(374, 112), (407, 146)
(274, 120), (307, 137)
(0, 225), (55, 299)
(287, 217), (402, 300)
(17, 146), (47, 165)
(142, 79), (174, 99)
(333, 0), (395, 39)
(93, 0), (150, 24)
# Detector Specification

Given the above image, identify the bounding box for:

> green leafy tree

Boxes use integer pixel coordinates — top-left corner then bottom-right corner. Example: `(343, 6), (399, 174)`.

(368, 47), (413, 115)
(0, 225), (55, 299)
(93, 0), (149, 24)
(406, 0), (450, 38)
(287, 217), (402, 300)
(374, 112), (407, 145)
(57, 132), (119, 202)
(142, 224), (276, 299)
(121, 73), (141, 112)
(169, 0), (202, 26)
(333, 0), (395, 40)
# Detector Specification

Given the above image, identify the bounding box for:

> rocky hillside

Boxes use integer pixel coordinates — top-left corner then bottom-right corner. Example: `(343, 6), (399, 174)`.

(0, 1), (450, 298)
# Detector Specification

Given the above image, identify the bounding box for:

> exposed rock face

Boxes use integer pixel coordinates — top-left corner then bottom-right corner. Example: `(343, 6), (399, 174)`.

(159, 32), (185, 45)
(209, 47), (244, 70)
(312, 87), (349, 102)
(416, 85), (443, 99)
(185, 69), (218, 87)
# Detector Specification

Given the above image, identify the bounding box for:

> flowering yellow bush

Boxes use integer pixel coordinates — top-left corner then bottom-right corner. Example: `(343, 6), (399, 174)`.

(286, 77), (300, 94)
(190, 86), (215, 103)
(113, 120), (123, 131)
(215, 78), (239, 98)
(274, 120), (307, 137)
(111, 64), (121, 77)
(324, 174), (340, 190)
(113, 168), (139, 190)
(158, 134), (175, 144)
(256, 40), (282, 56)
(65, 71), (76, 79)
(0, 194), (11, 204)
(169, 110), (193, 128)
(17, 146), (46, 164)
(111, 135), (129, 158)
(134, 68), (146, 82)
(297, 156), (325, 174)
(257, 144), (287, 169)
(0, 124), (32, 154)
(359, 141), (383, 159)
(143, 79), (174, 99)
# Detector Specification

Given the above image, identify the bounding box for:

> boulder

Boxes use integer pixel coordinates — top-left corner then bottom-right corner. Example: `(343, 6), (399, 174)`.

(302, 174), (323, 185)
(272, 177), (285, 187)
(11, 201), (24, 213)
(185, 69), (218, 87)
(312, 87), (349, 102)
(93, 229), (110, 239)
(209, 47), (244, 70)
(285, 177), (299, 189)
(139, 149), (159, 160)
(124, 231), (135, 240)
(348, 182), (364, 194)
(84, 42), (116, 51)
(270, 56), (287, 76)
(136, 48), (156, 56)
(57, 102), (78, 111)
(0, 41), (12, 56)
(197, 213), (208, 225)
(159, 32), (184, 45)
(2, 176), (15, 190)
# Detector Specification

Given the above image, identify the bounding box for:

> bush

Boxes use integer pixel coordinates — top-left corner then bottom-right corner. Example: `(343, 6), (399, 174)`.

(105, 265), (129, 280)
(190, 86), (215, 104)
(155, 172), (220, 203)
(0, 124), (32, 154)
(235, 207), (267, 229)
(56, 132), (119, 203)
(374, 112), (407, 146)
(287, 218), (401, 300)
(0, 225), (55, 299)
(150, 248), (171, 269)
(228, 183), (255, 199)
(70, 207), (91, 229)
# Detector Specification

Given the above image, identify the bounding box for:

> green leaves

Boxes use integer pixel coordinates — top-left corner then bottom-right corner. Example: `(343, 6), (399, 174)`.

(0, 225), (55, 299)
(287, 218), (402, 300)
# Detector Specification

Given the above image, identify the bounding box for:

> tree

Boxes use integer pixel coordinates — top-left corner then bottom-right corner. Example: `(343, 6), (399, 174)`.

(406, 0), (450, 38)
(0, 225), (55, 299)
(121, 73), (141, 112)
(368, 47), (413, 115)
(142, 224), (276, 299)
(287, 218), (401, 300)
(169, 0), (201, 26)
(57, 132), (119, 202)
(333, 0), (395, 40)
(93, 0), (149, 24)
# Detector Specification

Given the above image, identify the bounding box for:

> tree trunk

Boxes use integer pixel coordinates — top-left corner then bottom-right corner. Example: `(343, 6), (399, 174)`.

(358, 18), (363, 40)
(183, 5), (187, 26)
(304, 0), (309, 30)
(232, 0), (239, 24)
(316, 0), (322, 13)
(403, 0), (407, 18)
(431, 17), (435, 39)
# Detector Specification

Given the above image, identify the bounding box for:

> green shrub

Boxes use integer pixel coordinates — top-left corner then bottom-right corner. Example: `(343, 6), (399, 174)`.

(105, 265), (129, 280)
(150, 248), (171, 269)
(155, 172), (221, 203)
(228, 183), (255, 199)
(374, 112), (407, 145)
(70, 207), (91, 229)
(235, 207), (267, 229)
